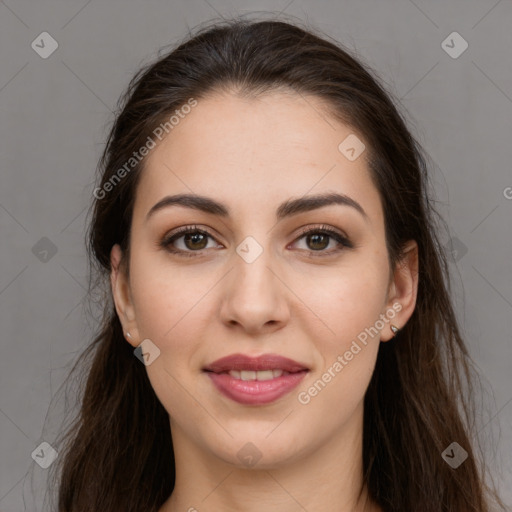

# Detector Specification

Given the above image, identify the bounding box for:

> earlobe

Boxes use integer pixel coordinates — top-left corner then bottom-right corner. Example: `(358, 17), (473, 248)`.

(381, 239), (419, 342)
(110, 244), (140, 346)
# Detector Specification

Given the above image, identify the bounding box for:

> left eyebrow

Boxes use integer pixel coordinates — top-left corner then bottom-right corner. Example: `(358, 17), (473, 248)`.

(145, 192), (370, 224)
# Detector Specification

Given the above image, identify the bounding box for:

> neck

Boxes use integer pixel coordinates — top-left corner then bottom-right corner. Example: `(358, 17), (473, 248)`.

(159, 404), (381, 512)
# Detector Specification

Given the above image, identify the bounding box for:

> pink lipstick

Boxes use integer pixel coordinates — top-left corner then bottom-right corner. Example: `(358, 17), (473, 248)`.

(203, 353), (309, 405)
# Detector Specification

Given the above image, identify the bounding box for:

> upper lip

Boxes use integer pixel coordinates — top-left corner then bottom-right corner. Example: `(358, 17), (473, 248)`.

(203, 353), (310, 373)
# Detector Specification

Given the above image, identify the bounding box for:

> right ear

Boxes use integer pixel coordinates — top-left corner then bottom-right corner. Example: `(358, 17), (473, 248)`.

(110, 244), (140, 347)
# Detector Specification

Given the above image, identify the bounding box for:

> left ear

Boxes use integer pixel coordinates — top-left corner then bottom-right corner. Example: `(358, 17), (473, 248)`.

(380, 239), (419, 341)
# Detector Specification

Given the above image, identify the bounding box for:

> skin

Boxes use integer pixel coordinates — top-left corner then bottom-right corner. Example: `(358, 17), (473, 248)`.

(110, 89), (419, 512)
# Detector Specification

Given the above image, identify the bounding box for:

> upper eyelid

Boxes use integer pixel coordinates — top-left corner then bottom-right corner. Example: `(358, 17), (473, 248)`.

(162, 224), (349, 248)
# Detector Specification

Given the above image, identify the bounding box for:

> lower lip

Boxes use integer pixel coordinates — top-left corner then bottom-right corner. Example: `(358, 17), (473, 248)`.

(206, 371), (308, 405)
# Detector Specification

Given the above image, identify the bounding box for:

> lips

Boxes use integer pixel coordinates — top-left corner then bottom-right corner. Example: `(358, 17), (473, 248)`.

(203, 353), (309, 405)
(203, 353), (309, 374)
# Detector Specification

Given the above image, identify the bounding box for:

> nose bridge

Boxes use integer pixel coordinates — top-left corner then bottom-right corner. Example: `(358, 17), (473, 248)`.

(219, 230), (290, 332)
(232, 232), (279, 300)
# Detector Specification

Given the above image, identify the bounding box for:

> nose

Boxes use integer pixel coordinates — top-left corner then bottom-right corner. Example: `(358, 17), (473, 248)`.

(218, 242), (290, 336)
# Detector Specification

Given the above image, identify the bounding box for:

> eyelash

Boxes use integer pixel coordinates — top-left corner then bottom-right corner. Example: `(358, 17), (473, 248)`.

(159, 224), (353, 258)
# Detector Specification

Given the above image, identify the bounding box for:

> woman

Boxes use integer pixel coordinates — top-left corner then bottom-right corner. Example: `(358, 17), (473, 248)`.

(50, 16), (506, 512)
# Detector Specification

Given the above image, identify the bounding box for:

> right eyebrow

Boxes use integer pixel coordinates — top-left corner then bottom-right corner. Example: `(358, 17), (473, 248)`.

(145, 191), (370, 224)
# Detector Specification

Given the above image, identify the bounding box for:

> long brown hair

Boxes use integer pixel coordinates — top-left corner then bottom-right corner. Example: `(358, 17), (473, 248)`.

(47, 16), (506, 512)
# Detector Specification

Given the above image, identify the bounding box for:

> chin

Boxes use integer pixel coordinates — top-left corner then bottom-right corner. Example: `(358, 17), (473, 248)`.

(206, 431), (307, 470)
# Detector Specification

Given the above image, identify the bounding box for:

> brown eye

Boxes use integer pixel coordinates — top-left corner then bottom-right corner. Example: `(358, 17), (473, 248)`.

(182, 232), (208, 250)
(160, 224), (353, 259)
(305, 233), (330, 251)
(291, 225), (353, 257)
(160, 226), (221, 257)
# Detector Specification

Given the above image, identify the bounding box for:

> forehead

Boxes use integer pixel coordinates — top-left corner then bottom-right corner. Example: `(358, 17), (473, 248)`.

(134, 90), (383, 228)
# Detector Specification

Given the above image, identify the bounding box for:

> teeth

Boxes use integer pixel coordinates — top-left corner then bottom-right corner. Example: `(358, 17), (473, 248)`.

(228, 369), (287, 380)
(253, 370), (273, 381)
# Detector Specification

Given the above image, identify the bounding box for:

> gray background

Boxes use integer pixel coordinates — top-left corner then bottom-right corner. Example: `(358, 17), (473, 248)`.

(0, 0), (511, 510)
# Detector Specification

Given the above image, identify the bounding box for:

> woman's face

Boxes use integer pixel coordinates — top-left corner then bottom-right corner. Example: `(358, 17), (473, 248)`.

(111, 90), (417, 469)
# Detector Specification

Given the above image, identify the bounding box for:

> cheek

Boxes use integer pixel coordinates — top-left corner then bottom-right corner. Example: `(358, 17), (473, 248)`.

(296, 272), (384, 420)
(294, 255), (388, 410)
(129, 253), (215, 340)
(128, 261), (210, 417)
(304, 260), (389, 350)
